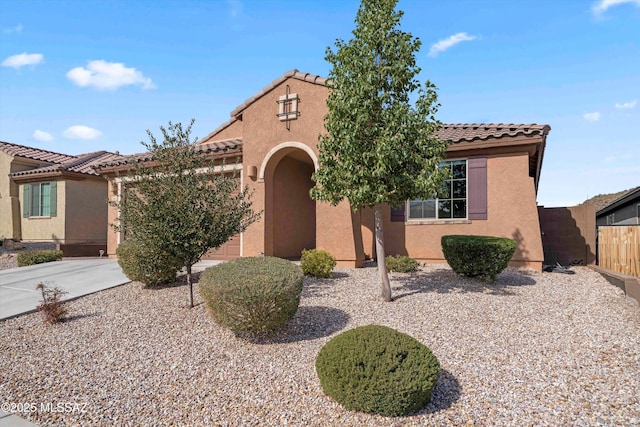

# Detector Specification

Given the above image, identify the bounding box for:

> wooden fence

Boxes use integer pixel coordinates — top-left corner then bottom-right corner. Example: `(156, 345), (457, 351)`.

(598, 226), (640, 277)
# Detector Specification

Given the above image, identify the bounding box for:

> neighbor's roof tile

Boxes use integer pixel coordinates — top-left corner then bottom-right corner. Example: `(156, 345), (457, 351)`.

(0, 141), (76, 164)
(1, 140), (124, 179)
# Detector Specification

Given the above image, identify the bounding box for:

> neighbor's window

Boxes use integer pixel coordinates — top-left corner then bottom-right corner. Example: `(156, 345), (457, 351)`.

(408, 160), (467, 220)
(23, 181), (57, 217)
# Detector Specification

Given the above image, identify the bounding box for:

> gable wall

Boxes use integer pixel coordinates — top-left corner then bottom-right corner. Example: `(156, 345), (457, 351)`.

(239, 78), (332, 258)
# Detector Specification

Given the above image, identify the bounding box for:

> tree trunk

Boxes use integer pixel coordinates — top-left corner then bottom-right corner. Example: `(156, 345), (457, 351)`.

(186, 264), (194, 308)
(375, 203), (392, 302)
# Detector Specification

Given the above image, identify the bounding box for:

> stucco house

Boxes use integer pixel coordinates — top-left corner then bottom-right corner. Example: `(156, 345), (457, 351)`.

(97, 70), (550, 270)
(0, 141), (120, 250)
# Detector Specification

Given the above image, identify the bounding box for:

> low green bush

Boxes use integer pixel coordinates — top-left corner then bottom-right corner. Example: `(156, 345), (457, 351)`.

(17, 250), (63, 267)
(301, 249), (337, 278)
(316, 325), (440, 417)
(386, 255), (419, 273)
(441, 235), (517, 281)
(116, 239), (181, 286)
(200, 256), (303, 333)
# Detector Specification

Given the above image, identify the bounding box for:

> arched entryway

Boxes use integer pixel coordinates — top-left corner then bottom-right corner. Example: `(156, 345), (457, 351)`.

(262, 142), (317, 259)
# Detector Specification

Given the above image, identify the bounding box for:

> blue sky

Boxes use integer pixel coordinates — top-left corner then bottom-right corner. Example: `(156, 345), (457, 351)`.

(1, 0), (638, 207)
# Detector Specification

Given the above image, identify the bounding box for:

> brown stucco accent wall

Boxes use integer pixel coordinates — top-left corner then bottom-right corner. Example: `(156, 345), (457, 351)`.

(538, 204), (596, 265)
(64, 178), (108, 244)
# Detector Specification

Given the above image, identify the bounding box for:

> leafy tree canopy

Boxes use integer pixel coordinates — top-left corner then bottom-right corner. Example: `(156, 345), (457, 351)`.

(311, 0), (450, 209)
(112, 120), (260, 306)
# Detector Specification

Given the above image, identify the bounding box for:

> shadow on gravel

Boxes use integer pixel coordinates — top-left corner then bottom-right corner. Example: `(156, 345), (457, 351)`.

(140, 271), (203, 290)
(393, 269), (537, 300)
(302, 273), (351, 298)
(240, 305), (350, 345)
(414, 369), (462, 415)
(63, 312), (100, 322)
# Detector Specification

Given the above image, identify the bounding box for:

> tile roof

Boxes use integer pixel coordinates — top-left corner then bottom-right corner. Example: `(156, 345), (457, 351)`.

(93, 138), (243, 170)
(1, 141), (123, 178)
(10, 151), (124, 178)
(0, 141), (76, 164)
(438, 123), (551, 143)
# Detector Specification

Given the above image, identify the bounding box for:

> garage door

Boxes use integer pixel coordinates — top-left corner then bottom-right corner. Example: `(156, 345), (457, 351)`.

(202, 234), (240, 260)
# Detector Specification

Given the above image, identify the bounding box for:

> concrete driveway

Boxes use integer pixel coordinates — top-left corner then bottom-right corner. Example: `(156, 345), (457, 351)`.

(0, 258), (130, 320)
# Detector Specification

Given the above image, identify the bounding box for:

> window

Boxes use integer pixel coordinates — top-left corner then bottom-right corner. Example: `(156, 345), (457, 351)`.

(408, 160), (467, 220)
(23, 181), (57, 217)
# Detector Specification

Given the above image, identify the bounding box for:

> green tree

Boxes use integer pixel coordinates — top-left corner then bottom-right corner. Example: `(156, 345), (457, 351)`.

(112, 120), (260, 307)
(311, 0), (450, 301)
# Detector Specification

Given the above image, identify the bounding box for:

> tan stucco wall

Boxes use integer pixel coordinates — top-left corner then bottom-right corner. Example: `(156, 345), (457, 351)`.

(19, 180), (66, 242)
(0, 152), (17, 239)
(64, 178), (108, 244)
(106, 181), (119, 257)
(381, 153), (544, 269)
(0, 154), (44, 240)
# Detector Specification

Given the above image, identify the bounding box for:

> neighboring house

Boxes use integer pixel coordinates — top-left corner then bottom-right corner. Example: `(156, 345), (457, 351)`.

(0, 141), (121, 247)
(97, 70), (551, 270)
(596, 187), (640, 226)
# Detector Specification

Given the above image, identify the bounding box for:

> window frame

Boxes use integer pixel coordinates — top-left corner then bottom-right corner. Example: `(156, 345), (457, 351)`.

(406, 158), (468, 221)
(24, 181), (56, 218)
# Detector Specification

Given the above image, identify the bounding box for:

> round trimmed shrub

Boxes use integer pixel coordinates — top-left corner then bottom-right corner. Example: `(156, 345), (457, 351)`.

(441, 235), (517, 281)
(199, 256), (303, 333)
(386, 255), (419, 273)
(301, 249), (337, 278)
(315, 325), (440, 417)
(116, 239), (181, 286)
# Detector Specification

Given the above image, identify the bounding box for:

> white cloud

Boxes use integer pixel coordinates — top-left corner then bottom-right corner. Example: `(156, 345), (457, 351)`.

(583, 112), (601, 121)
(1, 52), (44, 69)
(615, 100), (637, 110)
(228, 0), (243, 17)
(66, 60), (156, 90)
(32, 130), (54, 142)
(592, 0), (640, 15)
(63, 125), (103, 140)
(429, 32), (477, 57)
(3, 24), (23, 34)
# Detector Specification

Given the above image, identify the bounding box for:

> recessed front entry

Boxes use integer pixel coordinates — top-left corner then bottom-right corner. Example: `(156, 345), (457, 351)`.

(264, 147), (316, 259)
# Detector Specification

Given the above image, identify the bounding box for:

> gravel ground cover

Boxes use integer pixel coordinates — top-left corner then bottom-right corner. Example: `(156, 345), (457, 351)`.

(1, 265), (639, 426)
(0, 242), (57, 270)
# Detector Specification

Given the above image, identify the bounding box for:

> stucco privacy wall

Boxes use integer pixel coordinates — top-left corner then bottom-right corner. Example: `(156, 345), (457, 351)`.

(64, 179), (108, 244)
(19, 180), (66, 242)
